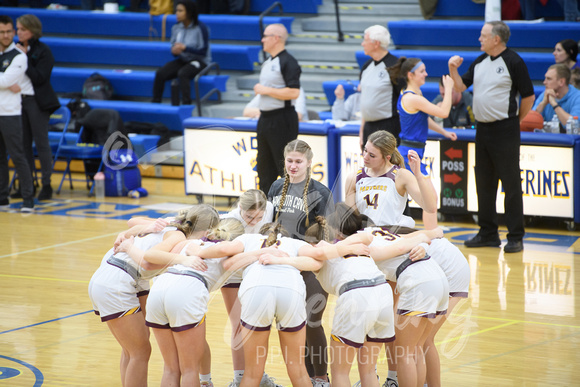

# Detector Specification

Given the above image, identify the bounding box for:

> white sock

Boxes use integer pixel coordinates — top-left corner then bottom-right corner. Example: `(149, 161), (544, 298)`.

(200, 373), (211, 383)
(234, 370), (244, 383)
(388, 370), (398, 381)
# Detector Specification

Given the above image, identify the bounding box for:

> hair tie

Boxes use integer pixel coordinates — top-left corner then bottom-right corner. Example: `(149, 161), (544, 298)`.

(410, 61), (424, 73)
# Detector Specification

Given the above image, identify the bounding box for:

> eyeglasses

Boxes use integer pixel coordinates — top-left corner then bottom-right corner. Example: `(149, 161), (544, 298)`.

(262, 34), (279, 38)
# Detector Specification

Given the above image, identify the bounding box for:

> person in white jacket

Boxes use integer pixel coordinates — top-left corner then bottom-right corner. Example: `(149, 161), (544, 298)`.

(0, 15), (34, 212)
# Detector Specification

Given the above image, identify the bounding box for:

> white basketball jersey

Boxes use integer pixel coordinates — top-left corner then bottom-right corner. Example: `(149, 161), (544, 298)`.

(316, 254), (385, 296)
(355, 166), (415, 228)
(172, 240), (228, 293)
(112, 227), (177, 280)
(236, 234), (308, 293)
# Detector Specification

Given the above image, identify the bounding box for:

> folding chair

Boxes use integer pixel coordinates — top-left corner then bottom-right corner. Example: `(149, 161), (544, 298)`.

(54, 122), (105, 197)
(47, 106), (72, 155)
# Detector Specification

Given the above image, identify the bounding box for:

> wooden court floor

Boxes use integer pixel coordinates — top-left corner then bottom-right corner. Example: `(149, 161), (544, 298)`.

(1, 175), (580, 386)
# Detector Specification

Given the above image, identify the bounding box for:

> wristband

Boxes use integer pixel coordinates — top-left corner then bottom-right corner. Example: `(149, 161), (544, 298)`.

(553, 104), (561, 110)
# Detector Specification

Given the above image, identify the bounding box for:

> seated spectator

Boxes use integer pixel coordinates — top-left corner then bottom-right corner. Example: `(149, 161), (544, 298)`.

(152, 0), (210, 106)
(331, 83), (361, 121)
(553, 39), (579, 70)
(533, 64), (580, 131)
(243, 87), (308, 121)
(431, 74), (475, 128)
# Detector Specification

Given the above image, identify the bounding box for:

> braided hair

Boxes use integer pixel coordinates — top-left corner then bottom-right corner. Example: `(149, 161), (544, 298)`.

(259, 222), (290, 247)
(304, 215), (334, 244)
(275, 139), (314, 228)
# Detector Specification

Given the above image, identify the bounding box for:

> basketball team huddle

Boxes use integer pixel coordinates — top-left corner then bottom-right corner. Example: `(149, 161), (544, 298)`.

(88, 134), (469, 387)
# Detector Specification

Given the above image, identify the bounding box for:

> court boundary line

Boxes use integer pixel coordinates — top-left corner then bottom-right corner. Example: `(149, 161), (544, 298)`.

(0, 274), (89, 284)
(0, 310), (93, 335)
(0, 232), (121, 260)
(0, 354), (44, 386)
(442, 330), (580, 373)
(453, 313), (580, 329)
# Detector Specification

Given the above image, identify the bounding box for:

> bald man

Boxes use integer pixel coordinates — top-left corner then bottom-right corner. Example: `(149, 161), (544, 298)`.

(254, 23), (301, 195)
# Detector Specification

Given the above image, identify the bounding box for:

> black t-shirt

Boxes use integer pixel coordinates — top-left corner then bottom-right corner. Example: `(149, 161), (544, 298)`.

(268, 178), (335, 240)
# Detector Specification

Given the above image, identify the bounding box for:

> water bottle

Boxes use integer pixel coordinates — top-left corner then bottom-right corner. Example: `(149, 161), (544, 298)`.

(94, 172), (105, 200)
(570, 116), (579, 135)
(565, 116), (577, 134)
(551, 114), (560, 133)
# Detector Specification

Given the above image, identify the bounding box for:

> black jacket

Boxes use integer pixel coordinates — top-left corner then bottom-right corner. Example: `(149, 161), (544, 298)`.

(25, 38), (60, 114)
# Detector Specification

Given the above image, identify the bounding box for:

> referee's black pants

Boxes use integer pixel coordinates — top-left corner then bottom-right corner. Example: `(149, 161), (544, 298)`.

(256, 106), (298, 195)
(474, 117), (525, 242)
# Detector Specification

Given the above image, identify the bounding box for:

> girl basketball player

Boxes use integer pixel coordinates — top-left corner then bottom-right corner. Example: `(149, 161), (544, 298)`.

(390, 57), (457, 228)
(268, 139), (335, 386)
(259, 204), (444, 387)
(259, 213), (391, 387)
(196, 221), (366, 386)
(221, 189), (275, 386)
(222, 189), (274, 234)
(118, 217), (244, 387)
(345, 130), (438, 229)
(329, 204), (448, 387)
(195, 222), (313, 386)
(390, 57), (457, 174)
(88, 206), (211, 387)
(404, 234), (470, 387)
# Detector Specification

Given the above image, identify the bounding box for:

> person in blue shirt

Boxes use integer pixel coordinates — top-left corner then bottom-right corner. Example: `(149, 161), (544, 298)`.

(388, 57), (457, 229)
(533, 64), (580, 132)
(152, 0), (210, 106)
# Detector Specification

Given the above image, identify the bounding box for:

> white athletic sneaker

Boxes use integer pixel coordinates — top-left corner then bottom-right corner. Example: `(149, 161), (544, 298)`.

(260, 374), (283, 387)
(383, 378), (398, 387)
(200, 382), (214, 387)
(227, 381), (240, 387)
(311, 378), (331, 387)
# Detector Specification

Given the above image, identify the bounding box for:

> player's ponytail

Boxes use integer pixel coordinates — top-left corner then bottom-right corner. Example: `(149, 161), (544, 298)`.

(207, 218), (245, 242)
(171, 204), (219, 237)
(388, 57), (422, 90)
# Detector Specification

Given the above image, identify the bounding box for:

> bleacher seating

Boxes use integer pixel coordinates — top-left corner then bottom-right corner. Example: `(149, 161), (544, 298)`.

(44, 37), (260, 71)
(16, 0), (323, 15)
(388, 20), (580, 49)
(355, 50), (555, 81)
(51, 67), (228, 100)
(249, 0), (321, 14)
(59, 98), (193, 133)
(0, 8), (294, 41)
